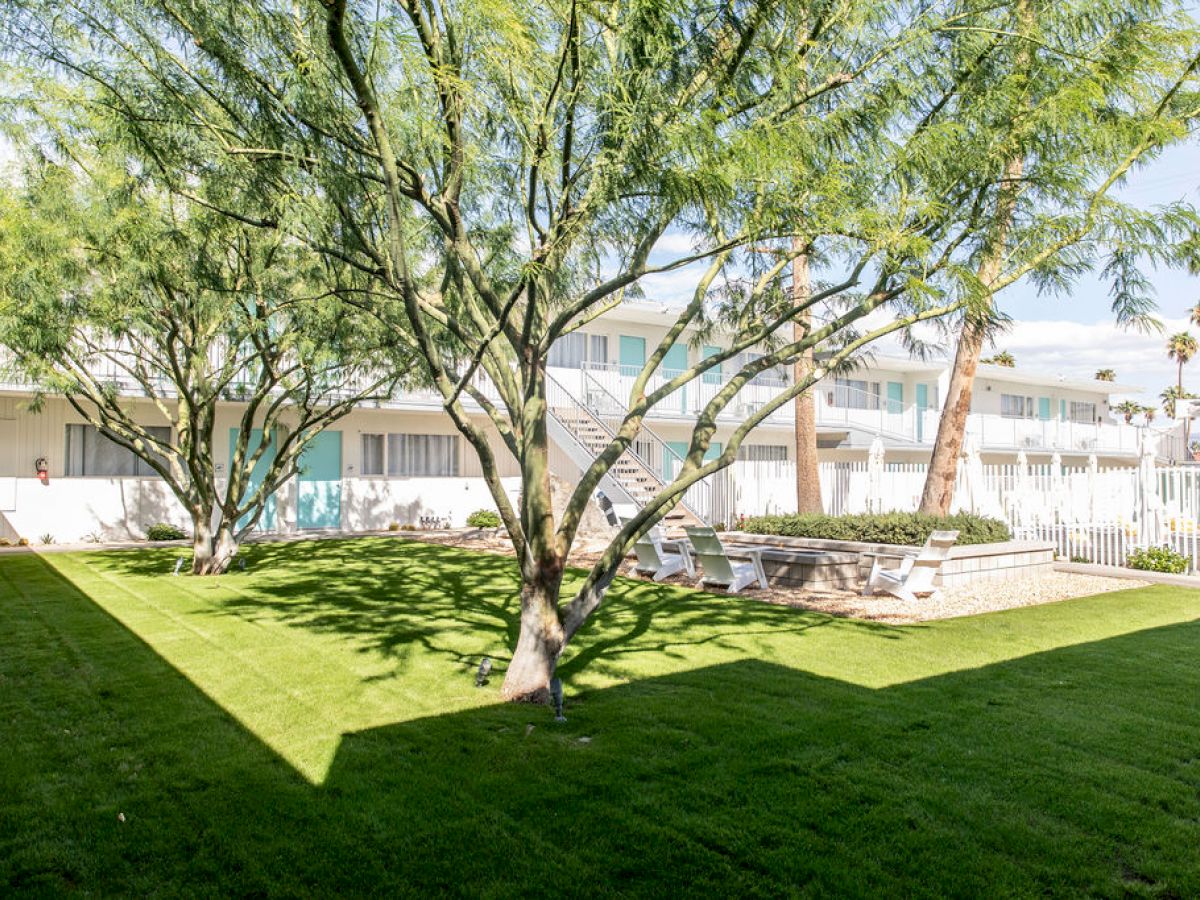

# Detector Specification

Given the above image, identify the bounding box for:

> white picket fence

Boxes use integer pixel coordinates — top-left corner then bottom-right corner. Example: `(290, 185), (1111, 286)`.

(729, 459), (1200, 570)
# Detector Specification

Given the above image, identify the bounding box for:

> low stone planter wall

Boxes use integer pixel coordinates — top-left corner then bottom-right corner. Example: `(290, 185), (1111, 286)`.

(724, 532), (1056, 588)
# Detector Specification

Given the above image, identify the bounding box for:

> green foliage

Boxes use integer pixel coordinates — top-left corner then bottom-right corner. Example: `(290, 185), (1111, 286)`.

(466, 509), (502, 528)
(1126, 545), (1189, 574)
(145, 523), (187, 542)
(38, 533), (54, 545)
(740, 512), (1011, 546)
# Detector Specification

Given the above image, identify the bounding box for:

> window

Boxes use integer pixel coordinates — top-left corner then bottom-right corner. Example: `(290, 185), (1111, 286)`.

(733, 351), (788, 387)
(589, 334), (608, 367)
(738, 444), (788, 461)
(361, 433), (385, 475)
(1069, 401), (1097, 424)
(832, 378), (881, 410)
(548, 332), (608, 368)
(1000, 394), (1035, 418)
(64, 424), (170, 476)
(387, 434), (459, 476)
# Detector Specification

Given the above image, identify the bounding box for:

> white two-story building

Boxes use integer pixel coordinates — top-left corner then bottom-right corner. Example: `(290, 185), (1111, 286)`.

(0, 302), (1163, 542)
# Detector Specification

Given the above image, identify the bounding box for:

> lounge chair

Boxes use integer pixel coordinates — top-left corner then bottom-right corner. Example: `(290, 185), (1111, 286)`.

(862, 530), (959, 602)
(625, 520), (695, 581)
(684, 525), (768, 593)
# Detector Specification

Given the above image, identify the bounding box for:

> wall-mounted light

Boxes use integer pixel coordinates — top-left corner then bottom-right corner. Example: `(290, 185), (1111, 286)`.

(34, 457), (49, 485)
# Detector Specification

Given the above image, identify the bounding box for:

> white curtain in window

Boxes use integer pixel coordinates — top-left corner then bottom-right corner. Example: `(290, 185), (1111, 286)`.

(548, 333), (586, 368)
(833, 378), (880, 410)
(387, 434), (459, 476)
(589, 334), (608, 367)
(64, 424), (169, 476)
(1070, 401), (1096, 424)
(361, 433), (385, 475)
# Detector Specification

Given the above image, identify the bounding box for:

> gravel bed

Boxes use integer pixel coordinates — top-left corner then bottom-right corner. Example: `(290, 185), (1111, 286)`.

(750, 570), (1150, 624)
(391, 531), (1152, 624)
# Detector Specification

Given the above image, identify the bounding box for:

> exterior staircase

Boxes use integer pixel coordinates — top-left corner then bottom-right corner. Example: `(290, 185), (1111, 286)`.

(544, 372), (709, 529)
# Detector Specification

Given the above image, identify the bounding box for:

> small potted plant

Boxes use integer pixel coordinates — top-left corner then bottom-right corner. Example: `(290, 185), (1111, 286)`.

(1190, 440), (1200, 462)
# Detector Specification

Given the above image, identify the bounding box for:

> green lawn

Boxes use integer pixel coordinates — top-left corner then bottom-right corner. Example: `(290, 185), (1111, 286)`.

(2, 538), (1199, 896)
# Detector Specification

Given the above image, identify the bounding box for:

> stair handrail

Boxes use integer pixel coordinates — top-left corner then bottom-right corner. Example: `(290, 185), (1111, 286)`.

(545, 371), (710, 523)
(577, 370), (713, 523)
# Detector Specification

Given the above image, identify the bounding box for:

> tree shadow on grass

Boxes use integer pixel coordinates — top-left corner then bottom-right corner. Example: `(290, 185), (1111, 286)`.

(84, 537), (903, 685)
(4, 551), (1200, 896)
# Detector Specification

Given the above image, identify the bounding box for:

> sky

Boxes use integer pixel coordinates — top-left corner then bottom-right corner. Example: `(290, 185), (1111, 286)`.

(641, 139), (1200, 403)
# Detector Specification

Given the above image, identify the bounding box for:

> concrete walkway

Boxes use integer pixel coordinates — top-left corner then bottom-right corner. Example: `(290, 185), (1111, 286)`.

(0, 527), (496, 557)
(1054, 561), (1200, 589)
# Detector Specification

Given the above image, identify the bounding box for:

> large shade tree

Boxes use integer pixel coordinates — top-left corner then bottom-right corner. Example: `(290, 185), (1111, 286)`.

(5, 0), (1197, 700)
(916, 0), (1200, 515)
(0, 151), (403, 572)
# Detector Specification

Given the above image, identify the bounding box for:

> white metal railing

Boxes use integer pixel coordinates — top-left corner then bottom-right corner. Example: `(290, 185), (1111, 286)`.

(544, 372), (715, 524)
(731, 458), (1200, 569)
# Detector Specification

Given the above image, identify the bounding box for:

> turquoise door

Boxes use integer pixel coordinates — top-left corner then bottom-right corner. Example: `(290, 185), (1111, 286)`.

(886, 382), (903, 414)
(298, 431), (342, 530)
(704, 441), (722, 464)
(916, 384), (929, 442)
(1038, 397), (1051, 421)
(1060, 399), (1067, 421)
(664, 440), (689, 481)
(619, 335), (646, 376)
(661, 343), (688, 413)
(231, 428), (277, 532)
(702, 345), (723, 384)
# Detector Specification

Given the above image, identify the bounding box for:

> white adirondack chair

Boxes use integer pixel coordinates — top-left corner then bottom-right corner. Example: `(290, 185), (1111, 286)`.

(617, 514), (694, 581)
(862, 530), (959, 602)
(684, 526), (768, 594)
(631, 526), (696, 581)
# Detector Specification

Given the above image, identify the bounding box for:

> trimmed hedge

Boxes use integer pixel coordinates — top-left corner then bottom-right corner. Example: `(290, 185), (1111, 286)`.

(739, 512), (1011, 547)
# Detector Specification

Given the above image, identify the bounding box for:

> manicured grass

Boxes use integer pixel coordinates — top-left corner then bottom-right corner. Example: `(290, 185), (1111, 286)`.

(2, 538), (1199, 895)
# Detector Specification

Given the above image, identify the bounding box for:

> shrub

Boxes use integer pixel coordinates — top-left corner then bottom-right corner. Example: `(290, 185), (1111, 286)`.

(0, 538), (10, 547)
(387, 522), (400, 532)
(39, 533), (54, 545)
(466, 509), (502, 528)
(1126, 545), (1189, 575)
(145, 523), (187, 542)
(17, 537), (30, 546)
(739, 511), (1011, 547)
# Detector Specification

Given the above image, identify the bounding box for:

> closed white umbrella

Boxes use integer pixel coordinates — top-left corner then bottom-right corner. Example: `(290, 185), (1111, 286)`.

(1138, 430), (1163, 546)
(1049, 452), (1065, 523)
(866, 436), (886, 514)
(1012, 449), (1032, 527)
(960, 434), (986, 516)
(1086, 454), (1098, 522)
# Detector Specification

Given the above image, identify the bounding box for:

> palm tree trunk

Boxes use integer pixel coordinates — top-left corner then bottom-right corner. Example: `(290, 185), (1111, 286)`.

(792, 244), (823, 515)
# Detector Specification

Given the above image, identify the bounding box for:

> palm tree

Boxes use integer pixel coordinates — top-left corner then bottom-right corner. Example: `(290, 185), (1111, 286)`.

(1166, 331), (1198, 445)
(1166, 332), (1197, 393)
(1189, 302), (1200, 329)
(1094, 368), (1116, 382)
(1114, 400), (1142, 424)
(1162, 385), (1183, 418)
(1143, 406), (1157, 425)
(982, 350), (1016, 367)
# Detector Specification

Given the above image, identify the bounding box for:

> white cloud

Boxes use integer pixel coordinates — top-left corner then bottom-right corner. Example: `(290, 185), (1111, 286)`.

(998, 317), (1192, 400)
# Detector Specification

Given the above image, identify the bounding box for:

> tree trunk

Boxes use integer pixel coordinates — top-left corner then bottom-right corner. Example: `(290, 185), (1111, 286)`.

(191, 516), (239, 575)
(501, 579), (566, 703)
(918, 0), (1032, 516)
(918, 317), (987, 516)
(792, 246), (823, 515)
